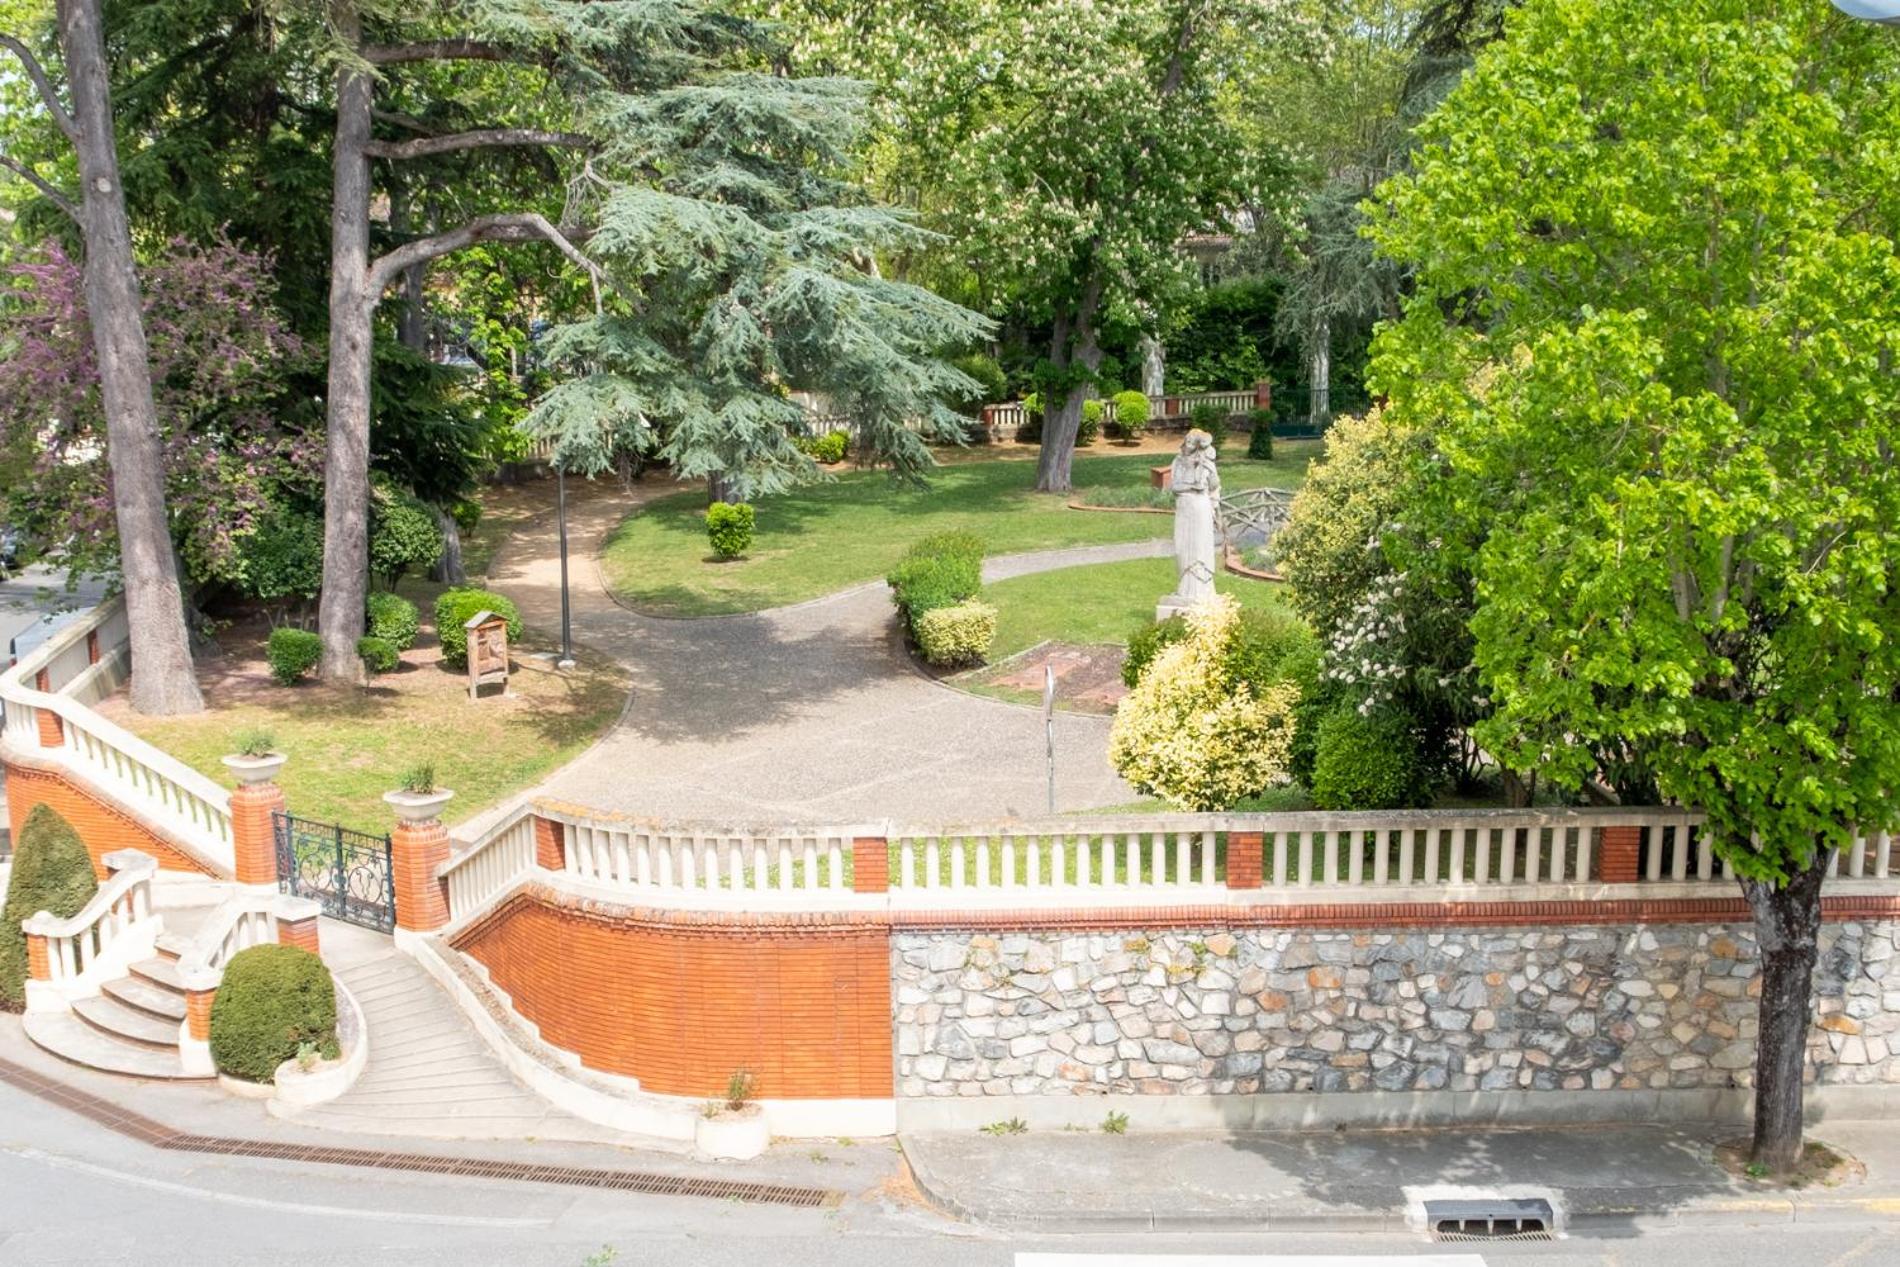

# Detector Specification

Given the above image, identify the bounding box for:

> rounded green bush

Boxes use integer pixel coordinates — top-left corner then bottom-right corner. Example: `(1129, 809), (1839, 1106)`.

(810, 431), (848, 465)
(706, 501), (756, 559)
(433, 587), (525, 669)
(369, 487), (443, 586)
(1112, 389), (1150, 440)
(0, 806), (98, 1011)
(1310, 706), (1430, 811)
(236, 504), (323, 606)
(1078, 399), (1104, 446)
(887, 532), (985, 632)
(947, 352), (1008, 415)
(266, 627), (322, 685)
(1247, 408), (1275, 459)
(356, 635), (399, 675)
(365, 591), (419, 651)
(209, 944), (338, 1084)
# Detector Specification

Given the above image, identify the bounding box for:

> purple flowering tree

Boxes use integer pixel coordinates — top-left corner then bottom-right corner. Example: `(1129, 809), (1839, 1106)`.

(0, 238), (316, 595)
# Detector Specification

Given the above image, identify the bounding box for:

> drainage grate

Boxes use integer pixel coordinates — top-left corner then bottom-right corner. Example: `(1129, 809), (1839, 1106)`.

(1425, 1197), (1556, 1242)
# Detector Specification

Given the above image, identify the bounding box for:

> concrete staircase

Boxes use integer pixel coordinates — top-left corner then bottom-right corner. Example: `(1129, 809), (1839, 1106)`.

(22, 954), (208, 1080)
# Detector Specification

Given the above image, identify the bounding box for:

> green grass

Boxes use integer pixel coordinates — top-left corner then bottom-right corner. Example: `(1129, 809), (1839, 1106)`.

(116, 643), (628, 832)
(601, 441), (1317, 617)
(983, 558), (1291, 660)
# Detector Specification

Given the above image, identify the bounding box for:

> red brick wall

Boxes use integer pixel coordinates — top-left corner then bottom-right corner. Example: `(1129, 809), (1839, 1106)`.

(454, 888), (894, 1101)
(230, 781), (285, 887)
(392, 818), (452, 933)
(3, 759), (224, 879)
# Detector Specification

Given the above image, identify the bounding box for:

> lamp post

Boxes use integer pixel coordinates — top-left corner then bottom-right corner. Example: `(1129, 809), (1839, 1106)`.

(1832, 1), (1900, 22)
(555, 461), (575, 671)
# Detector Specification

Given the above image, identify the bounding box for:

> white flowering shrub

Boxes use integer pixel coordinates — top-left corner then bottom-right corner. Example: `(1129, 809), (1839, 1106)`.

(914, 600), (997, 667)
(1109, 596), (1300, 811)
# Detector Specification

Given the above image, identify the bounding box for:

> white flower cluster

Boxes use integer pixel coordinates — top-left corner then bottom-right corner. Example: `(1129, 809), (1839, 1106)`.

(1321, 570), (1409, 714)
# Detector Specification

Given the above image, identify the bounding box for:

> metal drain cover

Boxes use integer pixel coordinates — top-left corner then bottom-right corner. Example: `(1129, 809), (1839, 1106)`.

(1425, 1197), (1556, 1241)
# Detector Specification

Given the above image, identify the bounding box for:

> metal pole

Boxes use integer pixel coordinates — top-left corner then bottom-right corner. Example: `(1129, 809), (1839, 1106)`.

(556, 464), (575, 670)
(1044, 663), (1056, 816)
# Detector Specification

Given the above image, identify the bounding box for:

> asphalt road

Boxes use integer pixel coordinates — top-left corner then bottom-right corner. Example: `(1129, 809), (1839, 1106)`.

(1, 1085), (1894, 1267)
(0, 564), (106, 665)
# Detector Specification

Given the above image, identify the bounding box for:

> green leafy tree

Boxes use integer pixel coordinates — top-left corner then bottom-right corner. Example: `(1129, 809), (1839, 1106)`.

(1366, 0), (1900, 1174)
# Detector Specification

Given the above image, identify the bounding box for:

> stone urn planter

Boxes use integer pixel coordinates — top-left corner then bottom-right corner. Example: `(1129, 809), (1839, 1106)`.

(222, 752), (287, 785)
(696, 1103), (768, 1161)
(383, 788), (455, 823)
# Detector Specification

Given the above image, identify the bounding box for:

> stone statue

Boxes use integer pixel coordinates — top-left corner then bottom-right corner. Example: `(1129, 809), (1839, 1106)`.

(1158, 428), (1221, 619)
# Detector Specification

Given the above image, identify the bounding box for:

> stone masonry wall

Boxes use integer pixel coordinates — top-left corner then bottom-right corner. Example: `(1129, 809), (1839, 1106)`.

(891, 922), (1900, 1099)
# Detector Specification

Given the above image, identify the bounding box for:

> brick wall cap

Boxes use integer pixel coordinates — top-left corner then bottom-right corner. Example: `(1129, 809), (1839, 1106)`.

(221, 753), (286, 785)
(273, 895), (324, 923)
(101, 849), (158, 876)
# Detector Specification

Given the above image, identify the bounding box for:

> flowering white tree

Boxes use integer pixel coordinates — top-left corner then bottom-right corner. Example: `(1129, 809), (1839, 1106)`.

(750, 0), (1322, 490)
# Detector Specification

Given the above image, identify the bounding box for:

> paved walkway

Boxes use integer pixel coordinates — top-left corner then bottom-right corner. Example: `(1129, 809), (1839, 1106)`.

(486, 477), (1167, 824)
(291, 922), (633, 1146)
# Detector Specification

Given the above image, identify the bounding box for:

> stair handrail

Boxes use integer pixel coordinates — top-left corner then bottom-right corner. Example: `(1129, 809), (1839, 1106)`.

(20, 849), (162, 1009)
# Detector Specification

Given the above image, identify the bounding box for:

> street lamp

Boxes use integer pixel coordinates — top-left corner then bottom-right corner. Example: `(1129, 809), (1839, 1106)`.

(554, 459), (575, 671)
(1832, 1), (1900, 22)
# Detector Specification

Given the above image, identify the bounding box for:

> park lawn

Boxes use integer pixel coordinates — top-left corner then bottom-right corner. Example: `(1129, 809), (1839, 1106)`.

(106, 627), (627, 832)
(983, 557), (1292, 660)
(601, 439), (1317, 617)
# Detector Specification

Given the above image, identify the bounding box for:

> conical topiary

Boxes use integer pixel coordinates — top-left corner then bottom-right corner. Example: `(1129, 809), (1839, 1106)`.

(0, 804), (99, 1010)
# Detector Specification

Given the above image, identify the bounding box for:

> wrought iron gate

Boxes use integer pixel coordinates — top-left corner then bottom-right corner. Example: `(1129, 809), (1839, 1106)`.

(272, 811), (396, 933)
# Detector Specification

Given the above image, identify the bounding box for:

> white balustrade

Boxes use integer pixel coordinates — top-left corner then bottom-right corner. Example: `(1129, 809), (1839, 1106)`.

(441, 812), (538, 918)
(21, 850), (161, 1011)
(0, 597), (234, 873)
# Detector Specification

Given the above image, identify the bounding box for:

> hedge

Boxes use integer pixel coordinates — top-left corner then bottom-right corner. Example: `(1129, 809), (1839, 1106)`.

(366, 591), (420, 651)
(915, 600), (997, 667)
(209, 944), (339, 1083)
(266, 627), (322, 685)
(0, 805), (97, 1011)
(1310, 706), (1430, 811)
(433, 587), (524, 669)
(357, 635), (399, 675)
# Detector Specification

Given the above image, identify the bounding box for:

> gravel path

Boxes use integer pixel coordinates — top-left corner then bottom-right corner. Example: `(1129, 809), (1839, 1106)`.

(484, 477), (1167, 824)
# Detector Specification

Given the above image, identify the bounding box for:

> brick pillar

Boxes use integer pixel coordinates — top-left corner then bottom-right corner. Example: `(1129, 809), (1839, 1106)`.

(391, 814), (453, 933)
(32, 670), (61, 747)
(230, 778), (287, 889)
(86, 630), (100, 665)
(1254, 379), (1272, 409)
(274, 895), (323, 956)
(25, 932), (50, 982)
(852, 836), (890, 894)
(533, 815), (566, 871)
(1600, 824), (1642, 884)
(1226, 831), (1264, 890)
(185, 987), (215, 1043)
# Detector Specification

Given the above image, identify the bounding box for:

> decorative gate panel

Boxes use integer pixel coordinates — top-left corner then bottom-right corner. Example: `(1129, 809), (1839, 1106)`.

(272, 811), (396, 933)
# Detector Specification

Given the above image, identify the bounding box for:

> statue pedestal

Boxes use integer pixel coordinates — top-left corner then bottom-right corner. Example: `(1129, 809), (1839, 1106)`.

(1155, 595), (1193, 621)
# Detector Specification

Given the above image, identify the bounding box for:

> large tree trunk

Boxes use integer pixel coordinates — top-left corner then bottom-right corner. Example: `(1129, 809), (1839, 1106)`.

(1309, 316), (1331, 428)
(315, 4), (374, 685)
(57, 0), (202, 715)
(429, 505), (466, 585)
(1744, 848), (1830, 1176)
(1034, 284), (1104, 494)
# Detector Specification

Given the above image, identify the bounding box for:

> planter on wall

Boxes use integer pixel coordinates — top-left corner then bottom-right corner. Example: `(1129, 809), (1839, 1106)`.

(383, 788), (455, 823)
(696, 1103), (769, 1161)
(222, 753), (287, 785)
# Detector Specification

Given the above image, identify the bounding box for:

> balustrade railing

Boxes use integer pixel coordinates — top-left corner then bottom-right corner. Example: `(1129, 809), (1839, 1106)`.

(0, 597), (234, 873)
(21, 850), (160, 1010)
(983, 388), (1270, 439)
(438, 802), (1899, 931)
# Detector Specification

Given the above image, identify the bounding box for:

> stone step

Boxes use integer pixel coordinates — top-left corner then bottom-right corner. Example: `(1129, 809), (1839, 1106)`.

(73, 993), (181, 1048)
(102, 975), (188, 1023)
(22, 1012), (209, 1081)
(129, 957), (188, 993)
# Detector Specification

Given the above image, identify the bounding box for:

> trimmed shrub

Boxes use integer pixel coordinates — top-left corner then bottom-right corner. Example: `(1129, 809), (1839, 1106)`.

(888, 533), (985, 634)
(236, 504), (322, 609)
(1246, 408), (1275, 459)
(1111, 390), (1150, 441)
(1109, 596), (1300, 811)
(1123, 614), (1190, 688)
(357, 635), (399, 675)
(365, 591), (419, 652)
(915, 600), (997, 667)
(1310, 706), (1430, 811)
(1078, 399), (1104, 446)
(1189, 401), (1229, 450)
(209, 944), (338, 1084)
(434, 587), (524, 669)
(946, 352), (1008, 416)
(0, 806), (97, 1011)
(809, 430), (849, 465)
(266, 627), (321, 685)
(706, 501), (756, 559)
(368, 486), (443, 587)
(449, 498), (482, 533)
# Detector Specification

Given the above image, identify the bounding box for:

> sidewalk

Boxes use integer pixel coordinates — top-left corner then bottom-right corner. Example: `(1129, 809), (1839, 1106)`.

(901, 1120), (1900, 1233)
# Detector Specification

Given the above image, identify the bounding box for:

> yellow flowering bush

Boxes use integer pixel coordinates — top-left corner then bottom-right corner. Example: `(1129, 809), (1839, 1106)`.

(914, 600), (997, 667)
(1108, 595), (1300, 811)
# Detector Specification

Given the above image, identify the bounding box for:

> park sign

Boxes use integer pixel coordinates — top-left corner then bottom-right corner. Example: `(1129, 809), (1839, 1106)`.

(464, 611), (510, 702)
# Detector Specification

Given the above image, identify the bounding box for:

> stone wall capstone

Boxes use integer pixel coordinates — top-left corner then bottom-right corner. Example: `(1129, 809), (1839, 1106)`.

(891, 922), (1900, 1099)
